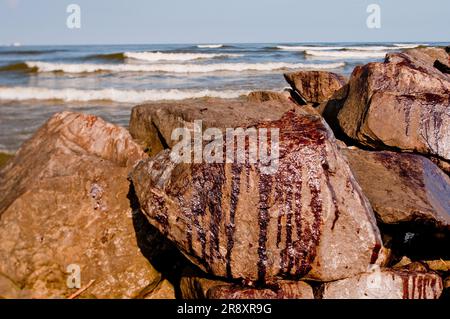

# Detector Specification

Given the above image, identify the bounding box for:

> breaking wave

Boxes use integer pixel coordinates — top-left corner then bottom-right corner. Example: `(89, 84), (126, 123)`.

(276, 45), (346, 51)
(124, 51), (241, 61)
(0, 87), (250, 103)
(305, 50), (387, 59)
(86, 52), (126, 61)
(88, 51), (242, 62)
(197, 44), (225, 49)
(393, 43), (428, 48)
(0, 62), (38, 72)
(10, 61), (345, 74)
(277, 45), (427, 52)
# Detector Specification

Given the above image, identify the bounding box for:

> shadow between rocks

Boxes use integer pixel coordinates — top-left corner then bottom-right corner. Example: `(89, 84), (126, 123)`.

(380, 221), (450, 263)
(127, 182), (192, 298)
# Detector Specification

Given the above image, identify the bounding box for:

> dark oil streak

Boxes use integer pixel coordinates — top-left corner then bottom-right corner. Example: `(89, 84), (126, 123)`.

(191, 165), (208, 261)
(421, 276), (427, 299)
(151, 193), (169, 235)
(277, 163), (295, 275)
(370, 243), (381, 264)
(173, 192), (194, 254)
(284, 183), (294, 273)
(257, 173), (273, 284)
(430, 277), (437, 299)
(402, 275), (409, 299)
(293, 162), (304, 277)
(254, 111), (327, 280)
(275, 176), (284, 249)
(418, 275), (423, 299)
(225, 163), (243, 278)
(207, 164), (226, 265)
(305, 168), (323, 276)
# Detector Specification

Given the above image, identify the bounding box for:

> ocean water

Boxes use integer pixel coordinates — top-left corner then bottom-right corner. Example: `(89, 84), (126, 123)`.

(0, 42), (439, 152)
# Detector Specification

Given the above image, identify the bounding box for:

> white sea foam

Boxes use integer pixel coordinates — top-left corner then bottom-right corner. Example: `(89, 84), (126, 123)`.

(276, 45), (346, 51)
(124, 51), (240, 61)
(346, 46), (400, 51)
(24, 61), (346, 74)
(393, 43), (427, 48)
(0, 87), (250, 103)
(305, 50), (387, 59)
(197, 44), (224, 48)
(278, 45), (417, 52)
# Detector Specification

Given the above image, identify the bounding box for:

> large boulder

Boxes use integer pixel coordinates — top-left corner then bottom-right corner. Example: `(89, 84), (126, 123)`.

(129, 98), (295, 156)
(333, 48), (450, 165)
(130, 109), (384, 284)
(180, 274), (314, 299)
(284, 71), (346, 105)
(0, 112), (174, 299)
(342, 148), (450, 228)
(320, 268), (443, 299)
(206, 281), (313, 299)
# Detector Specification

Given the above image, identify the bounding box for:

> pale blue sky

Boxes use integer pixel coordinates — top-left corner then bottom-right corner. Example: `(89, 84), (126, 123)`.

(0, 0), (449, 45)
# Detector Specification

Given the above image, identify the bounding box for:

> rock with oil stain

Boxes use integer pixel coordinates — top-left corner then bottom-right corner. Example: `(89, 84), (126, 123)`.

(180, 274), (314, 299)
(284, 71), (347, 105)
(130, 109), (384, 284)
(0, 112), (174, 299)
(321, 269), (443, 299)
(341, 148), (450, 228)
(129, 98), (295, 156)
(332, 48), (450, 166)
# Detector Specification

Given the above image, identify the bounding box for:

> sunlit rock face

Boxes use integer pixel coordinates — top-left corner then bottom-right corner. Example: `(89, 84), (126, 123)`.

(130, 110), (384, 284)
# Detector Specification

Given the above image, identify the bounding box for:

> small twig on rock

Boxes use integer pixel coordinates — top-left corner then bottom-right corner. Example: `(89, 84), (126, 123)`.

(68, 280), (95, 299)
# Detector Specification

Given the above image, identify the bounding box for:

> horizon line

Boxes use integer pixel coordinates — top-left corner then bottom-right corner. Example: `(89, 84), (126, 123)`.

(1, 40), (447, 47)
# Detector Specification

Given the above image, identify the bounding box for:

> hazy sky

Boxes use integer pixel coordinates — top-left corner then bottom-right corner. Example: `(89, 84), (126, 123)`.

(1, 0), (449, 45)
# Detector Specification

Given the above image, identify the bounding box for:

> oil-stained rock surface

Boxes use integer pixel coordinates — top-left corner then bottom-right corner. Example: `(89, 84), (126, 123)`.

(180, 274), (313, 299)
(284, 71), (346, 105)
(129, 98), (295, 156)
(0, 112), (174, 299)
(334, 48), (450, 165)
(130, 109), (384, 284)
(342, 148), (450, 228)
(321, 269), (443, 299)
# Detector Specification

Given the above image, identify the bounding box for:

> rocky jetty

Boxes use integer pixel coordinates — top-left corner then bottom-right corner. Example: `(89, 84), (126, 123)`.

(0, 47), (449, 299)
